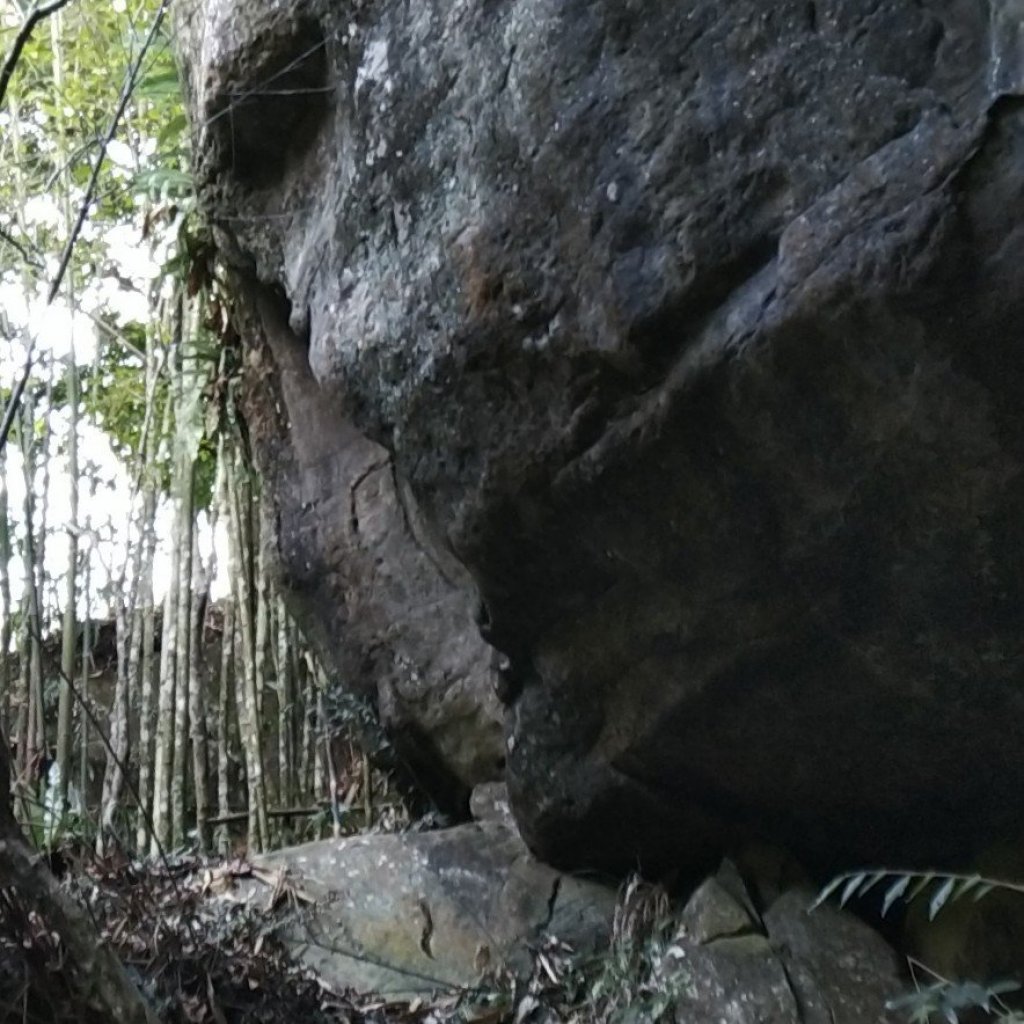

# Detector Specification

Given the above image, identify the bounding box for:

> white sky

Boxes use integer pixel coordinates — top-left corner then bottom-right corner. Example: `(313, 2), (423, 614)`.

(0, 200), (230, 637)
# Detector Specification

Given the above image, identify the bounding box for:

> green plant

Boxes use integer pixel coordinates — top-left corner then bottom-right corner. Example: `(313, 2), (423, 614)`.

(815, 870), (1024, 1023)
(887, 980), (1021, 1024)
(574, 875), (691, 1024)
(813, 869), (1024, 921)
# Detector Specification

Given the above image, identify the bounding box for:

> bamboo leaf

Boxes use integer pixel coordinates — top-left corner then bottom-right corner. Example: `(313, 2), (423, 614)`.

(157, 113), (187, 148)
(859, 870), (888, 897)
(952, 874), (982, 901)
(136, 68), (181, 100)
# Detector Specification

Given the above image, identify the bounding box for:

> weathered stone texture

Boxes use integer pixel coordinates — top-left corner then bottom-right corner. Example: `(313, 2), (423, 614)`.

(177, 0), (1024, 871)
(228, 822), (616, 996)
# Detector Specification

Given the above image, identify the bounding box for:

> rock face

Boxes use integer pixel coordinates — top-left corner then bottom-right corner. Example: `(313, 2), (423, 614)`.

(225, 284), (505, 808)
(229, 837), (902, 1023)
(669, 867), (903, 1024)
(229, 822), (616, 996)
(176, 0), (1024, 872)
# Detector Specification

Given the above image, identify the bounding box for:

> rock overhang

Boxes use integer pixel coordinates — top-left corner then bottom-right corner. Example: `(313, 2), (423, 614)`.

(175, 0), (1024, 873)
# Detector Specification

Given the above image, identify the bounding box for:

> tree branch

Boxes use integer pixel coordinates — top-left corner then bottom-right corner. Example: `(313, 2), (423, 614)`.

(47, 0), (171, 304)
(0, 0), (75, 112)
(0, 822), (161, 1023)
(0, 223), (43, 270)
(0, 348), (33, 454)
(0, 0), (167, 449)
(0, 739), (158, 1023)
(207, 805), (332, 826)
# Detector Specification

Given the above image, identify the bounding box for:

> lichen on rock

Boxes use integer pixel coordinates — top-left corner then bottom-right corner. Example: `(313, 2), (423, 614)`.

(176, 0), (1024, 874)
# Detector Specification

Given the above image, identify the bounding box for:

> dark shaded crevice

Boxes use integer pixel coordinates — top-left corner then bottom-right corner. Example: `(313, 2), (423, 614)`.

(208, 18), (331, 189)
(625, 236), (780, 382)
(349, 459), (389, 535)
(540, 875), (562, 934)
(777, 959), (812, 1024)
(387, 720), (473, 821)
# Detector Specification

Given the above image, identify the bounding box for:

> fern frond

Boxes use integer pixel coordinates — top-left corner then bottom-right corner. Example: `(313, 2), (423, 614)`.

(811, 869), (1024, 919)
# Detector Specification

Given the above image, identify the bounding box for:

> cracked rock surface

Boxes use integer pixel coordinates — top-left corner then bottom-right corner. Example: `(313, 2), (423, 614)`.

(670, 865), (903, 1024)
(231, 843), (903, 1023)
(233, 822), (616, 997)
(176, 0), (1024, 872)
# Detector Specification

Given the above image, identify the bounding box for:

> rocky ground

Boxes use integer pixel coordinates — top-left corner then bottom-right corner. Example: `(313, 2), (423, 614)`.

(0, 821), (914, 1024)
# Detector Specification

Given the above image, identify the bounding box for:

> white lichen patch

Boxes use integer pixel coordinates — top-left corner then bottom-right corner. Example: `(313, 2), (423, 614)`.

(356, 38), (390, 92)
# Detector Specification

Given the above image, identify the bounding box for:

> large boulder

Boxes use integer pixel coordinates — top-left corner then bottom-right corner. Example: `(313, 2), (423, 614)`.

(224, 293), (505, 807)
(176, 0), (1024, 872)
(227, 838), (904, 1023)
(227, 822), (616, 996)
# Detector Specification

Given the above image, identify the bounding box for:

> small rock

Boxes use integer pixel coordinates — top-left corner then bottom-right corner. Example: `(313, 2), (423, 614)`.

(469, 781), (516, 828)
(680, 875), (758, 944)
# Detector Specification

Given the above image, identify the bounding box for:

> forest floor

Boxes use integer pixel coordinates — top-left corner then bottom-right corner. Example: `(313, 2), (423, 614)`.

(0, 847), (456, 1024)
(0, 844), (592, 1024)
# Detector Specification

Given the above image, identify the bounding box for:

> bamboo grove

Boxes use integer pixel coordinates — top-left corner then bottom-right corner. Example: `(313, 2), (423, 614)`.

(0, 0), (381, 860)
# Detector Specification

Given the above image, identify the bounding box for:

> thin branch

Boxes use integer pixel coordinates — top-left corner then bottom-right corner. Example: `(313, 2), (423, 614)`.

(206, 806), (331, 826)
(0, 0), (74, 113)
(0, 348), (34, 454)
(47, 0), (170, 305)
(0, 223), (43, 270)
(0, 806), (160, 1024)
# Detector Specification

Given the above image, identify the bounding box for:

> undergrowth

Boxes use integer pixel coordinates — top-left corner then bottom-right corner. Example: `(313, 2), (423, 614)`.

(815, 870), (1024, 1024)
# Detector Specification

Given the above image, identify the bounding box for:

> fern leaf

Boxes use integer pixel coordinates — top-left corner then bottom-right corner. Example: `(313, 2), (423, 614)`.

(810, 874), (848, 911)
(951, 874), (982, 902)
(859, 870), (889, 897)
(882, 876), (910, 917)
(908, 873), (935, 902)
(929, 877), (956, 920)
(840, 873), (867, 908)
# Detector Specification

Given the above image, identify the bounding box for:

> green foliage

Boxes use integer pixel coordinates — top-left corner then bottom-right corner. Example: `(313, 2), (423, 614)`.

(80, 335), (159, 456)
(77, 325), (225, 505)
(887, 981), (1021, 1024)
(318, 684), (392, 759)
(3, 2), (187, 229)
(589, 877), (691, 1023)
(815, 870), (1024, 1023)
(813, 869), (1023, 922)
(1, 0), (219, 503)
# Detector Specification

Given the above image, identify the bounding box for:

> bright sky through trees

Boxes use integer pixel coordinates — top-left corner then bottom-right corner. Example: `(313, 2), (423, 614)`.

(0, 0), (242, 630)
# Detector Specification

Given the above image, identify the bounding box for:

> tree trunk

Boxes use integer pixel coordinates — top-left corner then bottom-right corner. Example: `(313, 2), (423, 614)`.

(99, 574), (132, 850)
(226, 448), (268, 853)
(170, 486), (193, 849)
(18, 396), (45, 804)
(215, 600), (234, 855)
(299, 652), (314, 805)
(149, 516), (179, 855)
(134, 343), (166, 852)
(0, 445), (12, 739)
(78, 565), (90, 810)
(52, 12), (79, 816)
(275, 597), (294, 810)
(187, 536), (210, 851)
